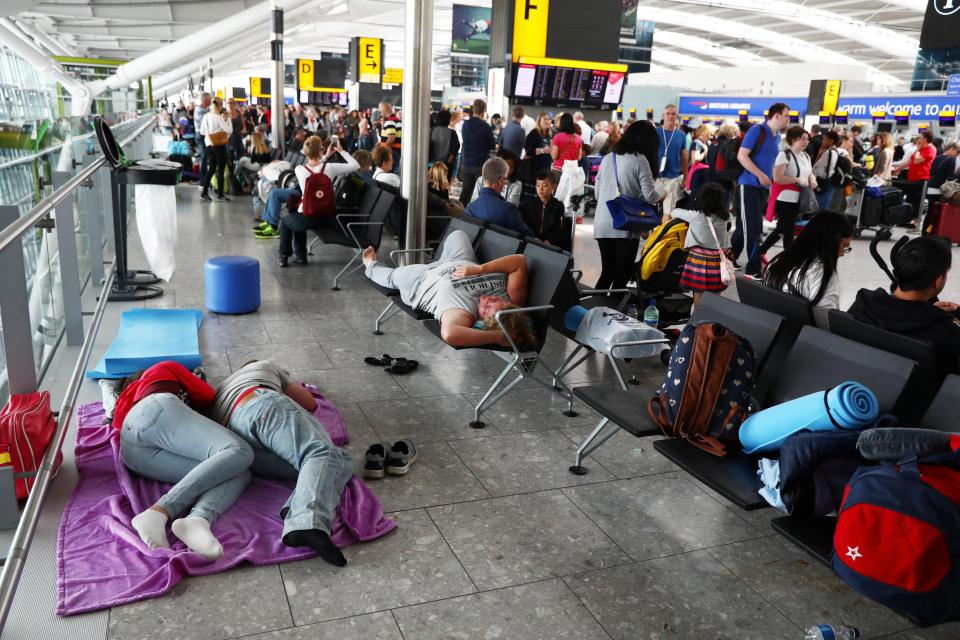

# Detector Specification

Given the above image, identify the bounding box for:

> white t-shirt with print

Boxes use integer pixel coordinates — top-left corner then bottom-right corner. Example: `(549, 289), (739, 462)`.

(774, 150), (813, 203)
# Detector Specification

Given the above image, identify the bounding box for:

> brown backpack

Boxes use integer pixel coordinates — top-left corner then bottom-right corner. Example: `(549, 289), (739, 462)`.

(647, 322), (756, 457)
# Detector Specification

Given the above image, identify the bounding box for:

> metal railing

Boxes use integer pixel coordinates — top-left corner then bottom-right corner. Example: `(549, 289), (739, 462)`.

(0, 114), (156, 633)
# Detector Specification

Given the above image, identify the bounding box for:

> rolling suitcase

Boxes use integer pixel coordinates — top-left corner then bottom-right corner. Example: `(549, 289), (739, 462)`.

(859, 197), (882, 227)
(930, 202), (960, 244)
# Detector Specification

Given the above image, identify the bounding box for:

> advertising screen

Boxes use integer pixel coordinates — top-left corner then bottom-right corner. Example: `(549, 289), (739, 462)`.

(603, 72), (625, 105)
(586, 70), (608, 103)
(452, 4), (491, 55)
(514, 64), (537, 98)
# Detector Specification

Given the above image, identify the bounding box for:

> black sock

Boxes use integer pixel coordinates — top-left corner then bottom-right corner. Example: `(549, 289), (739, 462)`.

(282, 529), (346, 567)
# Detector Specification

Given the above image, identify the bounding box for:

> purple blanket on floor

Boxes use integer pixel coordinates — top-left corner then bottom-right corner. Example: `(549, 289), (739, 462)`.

(56, 390), (395, 616)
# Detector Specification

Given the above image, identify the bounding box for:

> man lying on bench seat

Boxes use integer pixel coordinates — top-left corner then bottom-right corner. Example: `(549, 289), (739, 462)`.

(362, 229), (536, 350)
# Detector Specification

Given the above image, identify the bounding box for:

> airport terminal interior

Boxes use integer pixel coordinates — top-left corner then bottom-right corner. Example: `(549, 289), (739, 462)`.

(1, 1), (960, 639)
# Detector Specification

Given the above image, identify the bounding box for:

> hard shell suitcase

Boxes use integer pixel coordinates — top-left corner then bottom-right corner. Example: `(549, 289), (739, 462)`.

(930, 202), (960, 244)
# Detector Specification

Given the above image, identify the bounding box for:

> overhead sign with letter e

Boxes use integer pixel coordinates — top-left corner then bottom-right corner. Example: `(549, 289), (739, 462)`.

(355, 37), (383, 84)
(512, 0), (549, 62)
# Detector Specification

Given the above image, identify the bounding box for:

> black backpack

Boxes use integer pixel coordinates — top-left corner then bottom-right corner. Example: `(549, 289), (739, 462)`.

(334, 172), (368, 212)
(717, 128), (766, 182)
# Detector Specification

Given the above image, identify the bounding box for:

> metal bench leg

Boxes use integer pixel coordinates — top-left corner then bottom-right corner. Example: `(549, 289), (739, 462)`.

(529, 355), (578, 417)
(307, 234), (321, 255)
(373, 300), (401, 335)
(552, 344), (588, 387)
(471, 356), (524, 429)
(332, 251), (363, 291)
(569, 417), (621, 475)
(607, 353), (630, 391)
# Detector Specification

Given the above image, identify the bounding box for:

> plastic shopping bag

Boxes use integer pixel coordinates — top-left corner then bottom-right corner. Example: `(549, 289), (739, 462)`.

(556, 159), (586, 211)
(135, 185), (177, 281)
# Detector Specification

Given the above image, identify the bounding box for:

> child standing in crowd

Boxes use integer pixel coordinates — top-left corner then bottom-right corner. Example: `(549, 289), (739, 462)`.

(520, 171), (569, 251)
(669, 183), (732, 306)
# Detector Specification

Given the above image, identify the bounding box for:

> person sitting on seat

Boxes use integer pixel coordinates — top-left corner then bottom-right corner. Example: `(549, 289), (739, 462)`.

(371, 145), (401, 189)
(464, 157), (533, 237)
(362, 229), (536, 350)
(519, 170), (569, 251)
(113, 361), (254, 562)
(207, 360), (354, 567)
(848, 236), (960, 380)
(762, 212), (854, 328)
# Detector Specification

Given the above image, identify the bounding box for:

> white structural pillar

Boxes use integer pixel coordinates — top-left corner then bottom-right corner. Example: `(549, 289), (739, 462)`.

(271, 2), (285, 155)
(400, 0), (433, 259)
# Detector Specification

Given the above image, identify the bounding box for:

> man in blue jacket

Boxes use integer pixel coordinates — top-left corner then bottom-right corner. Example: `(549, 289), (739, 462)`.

(458, 99), (496, 206)
(465, 157), (533, 237)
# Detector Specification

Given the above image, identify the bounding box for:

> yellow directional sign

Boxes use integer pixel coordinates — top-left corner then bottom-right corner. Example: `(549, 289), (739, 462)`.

(358, 37), (382, 83)
(383, 67), (403, 85)
(250, 77), (270, 98)
(297, 58), (346, 93)
(823, 79), (841, 115)
(512, 0), (549, 62)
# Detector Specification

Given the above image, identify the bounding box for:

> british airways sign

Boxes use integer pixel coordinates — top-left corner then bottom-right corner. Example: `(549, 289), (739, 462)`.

(678, 94), (960, 121)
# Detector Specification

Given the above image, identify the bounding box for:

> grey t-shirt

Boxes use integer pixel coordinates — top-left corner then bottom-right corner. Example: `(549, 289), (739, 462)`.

(408, 260), (508, 320)
(208, 360), (295, 425)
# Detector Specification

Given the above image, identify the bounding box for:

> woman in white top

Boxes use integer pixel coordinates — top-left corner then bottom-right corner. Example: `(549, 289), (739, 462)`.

(761, 211), (855, 328)
(277, 135), (360, 267)
(760, 126), (817, 256)
(874, 132), (895, 182)
(199, 102), (234, 201)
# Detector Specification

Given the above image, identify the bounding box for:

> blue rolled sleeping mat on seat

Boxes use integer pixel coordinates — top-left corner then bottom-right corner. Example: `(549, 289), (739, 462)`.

(739, 381), (879, 455)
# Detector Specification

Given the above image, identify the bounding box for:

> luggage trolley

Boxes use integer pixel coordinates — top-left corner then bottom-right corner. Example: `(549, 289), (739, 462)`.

(95, 117), (181, 301)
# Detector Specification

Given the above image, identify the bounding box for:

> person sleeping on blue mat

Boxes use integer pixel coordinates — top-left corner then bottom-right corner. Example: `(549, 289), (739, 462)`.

(113, 361), (254, 562)
(361, 229), (537, 351)
(206, 360), (354, 567)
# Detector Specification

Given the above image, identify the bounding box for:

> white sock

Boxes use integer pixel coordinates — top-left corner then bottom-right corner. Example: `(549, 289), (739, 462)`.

(171, 517), (223, 562)
(131, 509), (170, 550)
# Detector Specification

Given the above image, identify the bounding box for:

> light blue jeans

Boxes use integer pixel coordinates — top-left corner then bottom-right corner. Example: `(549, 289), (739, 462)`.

(263, 187), (297, 226)
(228, 389), (354, 537)
(119, 393), (254, 523)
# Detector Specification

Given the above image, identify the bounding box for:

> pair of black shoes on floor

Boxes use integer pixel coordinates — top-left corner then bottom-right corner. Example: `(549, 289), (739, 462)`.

(363, 440), (418, 479)
(364, 353), (419, 375)
(200, 192), (230, 202)
(277, 255), (307, 267)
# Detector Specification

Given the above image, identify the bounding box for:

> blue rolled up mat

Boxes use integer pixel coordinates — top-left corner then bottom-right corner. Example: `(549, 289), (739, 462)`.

(564, 305), (588, 332)
(739, 381), (879, 454)
(86, 308), (204, 379)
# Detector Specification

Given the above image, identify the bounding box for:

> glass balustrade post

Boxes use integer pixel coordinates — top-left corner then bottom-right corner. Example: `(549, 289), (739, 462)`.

(0, 207), (37, 394)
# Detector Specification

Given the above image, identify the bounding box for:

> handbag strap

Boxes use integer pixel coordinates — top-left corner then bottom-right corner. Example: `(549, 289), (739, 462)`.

(612, 153), (623, 196)
(705, 213), (724, 250)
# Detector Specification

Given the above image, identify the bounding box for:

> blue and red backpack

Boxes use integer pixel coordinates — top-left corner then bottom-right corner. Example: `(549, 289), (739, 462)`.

(832, 447), (960, 626)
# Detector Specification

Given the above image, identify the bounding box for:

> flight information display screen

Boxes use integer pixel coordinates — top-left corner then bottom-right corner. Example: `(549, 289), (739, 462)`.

(511, 63), (624, 108)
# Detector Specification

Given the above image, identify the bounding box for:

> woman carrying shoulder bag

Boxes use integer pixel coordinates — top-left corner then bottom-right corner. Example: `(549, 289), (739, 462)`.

(593, 120), (664, 290)
(199, 102), (233, 201)
(760, 125), (817, 257)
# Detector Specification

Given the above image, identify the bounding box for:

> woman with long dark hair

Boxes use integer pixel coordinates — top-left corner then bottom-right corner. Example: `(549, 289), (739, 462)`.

(593, 119), (664, 290)
(762, 211), (854, 327)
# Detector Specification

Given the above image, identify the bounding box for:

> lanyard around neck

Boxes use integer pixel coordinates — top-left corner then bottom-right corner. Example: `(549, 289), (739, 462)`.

(660, 127), (677, 155)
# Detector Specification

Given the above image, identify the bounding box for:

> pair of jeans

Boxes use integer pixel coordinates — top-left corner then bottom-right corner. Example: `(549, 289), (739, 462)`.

(201, 145), (228, 197)
(278, 211), (335, 259)
(229, 389), (354, 537)
(816, 184), (836, 212)
(119, 393), (254, 523)
(731, 184), (767, 276)
(595, 238), (640, 290)
(263, 187), (297, 227)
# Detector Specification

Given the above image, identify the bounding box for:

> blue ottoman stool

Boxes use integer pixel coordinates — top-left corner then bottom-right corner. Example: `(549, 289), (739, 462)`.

(204, 256), (260, 314)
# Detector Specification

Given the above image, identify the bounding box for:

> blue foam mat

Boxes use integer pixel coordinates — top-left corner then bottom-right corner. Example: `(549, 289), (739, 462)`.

(86, 308), (203, 380)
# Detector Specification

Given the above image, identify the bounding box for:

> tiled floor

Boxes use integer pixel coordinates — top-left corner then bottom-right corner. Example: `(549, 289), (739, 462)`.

(8, 185), (960, 640)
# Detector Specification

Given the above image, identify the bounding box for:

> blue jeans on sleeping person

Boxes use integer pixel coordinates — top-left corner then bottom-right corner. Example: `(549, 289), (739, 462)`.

(119, 393), (255, 524)
(228, 389), (354, 538)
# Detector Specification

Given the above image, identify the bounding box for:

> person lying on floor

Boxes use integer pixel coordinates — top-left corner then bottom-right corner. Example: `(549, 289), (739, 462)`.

(113, 361), (254, 562)
(848, 235), (960, 381)
(206, 360), (354, 567)
(362, 228), (537, 350)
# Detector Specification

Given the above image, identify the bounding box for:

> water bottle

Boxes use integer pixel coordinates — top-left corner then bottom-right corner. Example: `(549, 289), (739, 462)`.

(803, 623), (859, 640)
(642, 299), (660, 329)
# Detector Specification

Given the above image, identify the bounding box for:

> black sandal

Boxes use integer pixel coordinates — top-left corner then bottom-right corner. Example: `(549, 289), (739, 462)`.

(364, 353), (393, 367)
(384, 357), (419, 375)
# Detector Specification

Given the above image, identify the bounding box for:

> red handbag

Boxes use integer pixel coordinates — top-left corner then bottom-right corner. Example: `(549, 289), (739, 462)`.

(0, 392), (61, 499)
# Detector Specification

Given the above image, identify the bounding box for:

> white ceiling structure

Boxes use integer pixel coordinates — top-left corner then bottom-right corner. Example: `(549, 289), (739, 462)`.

(3, 0), (927, 93)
